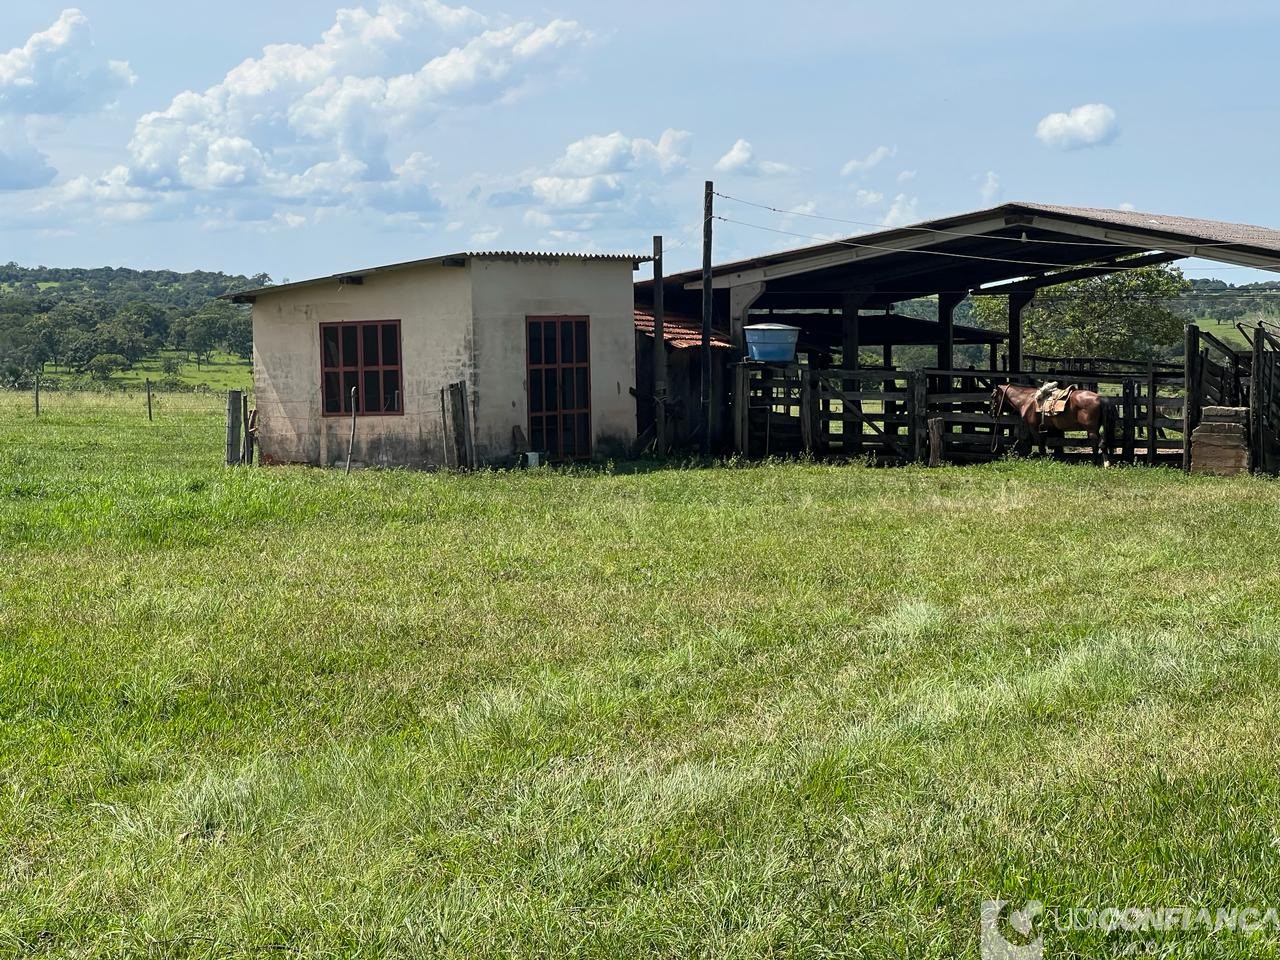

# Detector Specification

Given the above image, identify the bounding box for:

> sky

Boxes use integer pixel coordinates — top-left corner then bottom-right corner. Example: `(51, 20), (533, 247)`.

(1, 0), (1278, 284)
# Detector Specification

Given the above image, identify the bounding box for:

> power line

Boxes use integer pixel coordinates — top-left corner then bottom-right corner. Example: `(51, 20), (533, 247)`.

(713, 216), (1207, 273)
(713, 190), (1271, 255)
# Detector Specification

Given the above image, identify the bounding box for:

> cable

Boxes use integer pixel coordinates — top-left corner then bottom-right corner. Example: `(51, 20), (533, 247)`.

(713, 216), (1210, 273)
(713, 190), (1273, 253)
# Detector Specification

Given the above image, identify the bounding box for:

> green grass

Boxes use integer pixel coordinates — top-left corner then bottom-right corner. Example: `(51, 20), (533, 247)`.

(39, 351), (252, 394)
(3, 392), (1280, 958)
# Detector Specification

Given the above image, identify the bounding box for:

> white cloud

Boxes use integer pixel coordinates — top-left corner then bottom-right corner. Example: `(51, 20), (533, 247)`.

(883, 193), (919, 227)
(555, 128), (690, 176)
(0, 124), (56, 189)
(0, 9), (135, 116)
(1035, 103), (1118, 150)
(714, 139), (793, 176)
(841, 145), (895, 177)
(470, 224), (502, 245)
(854, 189), (884, 207)
(979, 170), (1001, 205)
(1119, 201), (1137, 212)
(896, 169), (917, 183)
(530, 173), (625, 207)
(61, 1), (590, 224)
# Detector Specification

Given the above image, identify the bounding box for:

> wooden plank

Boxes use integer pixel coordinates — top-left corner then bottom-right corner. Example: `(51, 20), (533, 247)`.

(928, 417), (944, 467)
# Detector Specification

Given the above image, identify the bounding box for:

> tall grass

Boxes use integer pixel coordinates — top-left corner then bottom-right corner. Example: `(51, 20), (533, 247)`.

(2, 393), (1279, 957)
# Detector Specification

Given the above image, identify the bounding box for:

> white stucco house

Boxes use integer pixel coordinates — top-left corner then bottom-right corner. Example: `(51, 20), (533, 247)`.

(227, 251), (646, 468)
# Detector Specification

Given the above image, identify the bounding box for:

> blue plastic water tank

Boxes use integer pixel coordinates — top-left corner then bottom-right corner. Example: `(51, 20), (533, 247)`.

(744, 324), (800, 362)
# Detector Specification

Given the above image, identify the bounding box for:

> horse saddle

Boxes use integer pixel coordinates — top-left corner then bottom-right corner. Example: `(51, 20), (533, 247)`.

(1035, 381), (1076, 417)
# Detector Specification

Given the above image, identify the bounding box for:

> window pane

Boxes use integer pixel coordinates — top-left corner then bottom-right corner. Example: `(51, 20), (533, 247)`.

(363, 324), (380, 367)
(323, 372), (341, 413)
(341, 326), (359, 367)
(543, 324), (557, 365)
(363, 370), (381, 412)
(381, 324), (399, 366)
(575, 320), (588, 361)
(383, 369), (401, 412)
(529, 370), (544, 412)
(578, 412), (590, 455)
(561, 321), (574, 364)
(530, 417), (545, 452)
(342, 371), (358, 412)
(528, 321), (542, 365)
(575, 368), (588, 411)
(323, 327), (341, 367)
(561, 368), (574, 410)
(543, 370), (558, 412)
(562, 414), (576, 457)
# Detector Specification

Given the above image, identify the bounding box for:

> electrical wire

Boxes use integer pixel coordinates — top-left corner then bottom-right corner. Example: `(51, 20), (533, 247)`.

(713, 216), (1214, 273)
(713, 190), (1273, 253)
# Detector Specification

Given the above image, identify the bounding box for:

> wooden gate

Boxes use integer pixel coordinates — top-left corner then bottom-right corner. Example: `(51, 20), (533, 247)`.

(1251, 324), (1280, 474)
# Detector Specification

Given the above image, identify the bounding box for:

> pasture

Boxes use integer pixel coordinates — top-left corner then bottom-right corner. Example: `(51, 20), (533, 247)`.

(2, 392), (1280, 958)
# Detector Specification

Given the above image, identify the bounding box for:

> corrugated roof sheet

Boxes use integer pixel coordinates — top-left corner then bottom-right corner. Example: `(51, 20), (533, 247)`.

(223, 250), (650, 300)
(634, 309), (732, 349)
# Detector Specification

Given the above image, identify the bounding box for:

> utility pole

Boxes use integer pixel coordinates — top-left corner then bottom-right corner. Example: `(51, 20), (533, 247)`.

(700, 181), (714, 456)
(652, 235), (667, 455)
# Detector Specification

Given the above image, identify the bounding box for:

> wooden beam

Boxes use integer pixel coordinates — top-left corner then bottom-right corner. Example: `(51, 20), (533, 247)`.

(729, 281), (767, 356)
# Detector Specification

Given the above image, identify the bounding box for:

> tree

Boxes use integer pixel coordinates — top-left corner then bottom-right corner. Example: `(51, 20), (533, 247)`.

(971, 264), (1191, 361)
(86, 353), (128, 380)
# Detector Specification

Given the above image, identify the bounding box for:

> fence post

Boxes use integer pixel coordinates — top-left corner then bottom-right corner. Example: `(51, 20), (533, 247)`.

(1146, 362), (1158, 466)
(241, 393), (252, 465)
(146, 379), (153, 422)
(927, 417), (944, 467)
(1122, 379), (1136, 464)
(225, 390), (242, 466)
(1183, 324), (1200, 472)
(911, 371), (928, 463)
(33, 370), (40, 418)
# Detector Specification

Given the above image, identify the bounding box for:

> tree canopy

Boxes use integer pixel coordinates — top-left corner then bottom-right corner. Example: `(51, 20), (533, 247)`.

(971, 264), (1192, 361)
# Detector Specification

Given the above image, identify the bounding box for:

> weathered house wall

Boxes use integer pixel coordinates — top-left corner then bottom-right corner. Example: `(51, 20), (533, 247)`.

(252, 255), (637, 467)
(252, 264), (473, 467)
(469, 257), (637, 462)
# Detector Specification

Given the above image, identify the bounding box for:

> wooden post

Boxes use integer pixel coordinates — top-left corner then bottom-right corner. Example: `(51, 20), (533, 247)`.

(652, 235), (667, 456)
(145, 378), (153, 422)
(700, 180), (714, 457)
(911, 371), (928, 462)
(241, 393), (251, 465)
(1008, 291), (1032, 373)
(937, 292), (964, 372)
(842, 292), (862, 456)
(1122, 379), (1136, 463)
(33, 370), (40, 418)
(1252, 324), (1264, 470)
(1183, 323), (1200, 472)
(927, 417), (944, 467)
(1146, 362), (1157, 466)
(225, 390), (242, 466)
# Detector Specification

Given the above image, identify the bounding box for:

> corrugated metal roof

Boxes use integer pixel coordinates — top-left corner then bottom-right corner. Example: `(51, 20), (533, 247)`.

(634, 309), (732, 349)
(222, 250), (650, 301)
(647, 201), (1280, 287)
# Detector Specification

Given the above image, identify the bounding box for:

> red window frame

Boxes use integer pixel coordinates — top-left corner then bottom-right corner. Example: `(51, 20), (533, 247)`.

(320, 320), (403, 417)
(526, 315), (591, 460)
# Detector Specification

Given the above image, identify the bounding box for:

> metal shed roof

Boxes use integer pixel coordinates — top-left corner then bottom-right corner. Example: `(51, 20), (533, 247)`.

(224, 250), (651, 302)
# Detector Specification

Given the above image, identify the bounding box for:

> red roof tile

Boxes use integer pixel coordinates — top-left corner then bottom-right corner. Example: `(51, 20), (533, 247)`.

(634, 309), (732, 349)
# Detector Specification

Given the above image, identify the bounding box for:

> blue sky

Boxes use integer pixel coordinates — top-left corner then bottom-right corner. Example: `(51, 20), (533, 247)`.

(1, 0), (1278, 283)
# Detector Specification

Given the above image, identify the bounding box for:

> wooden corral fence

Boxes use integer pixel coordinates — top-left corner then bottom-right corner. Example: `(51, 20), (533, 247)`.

(1250, 324), (1280, 474)
(733, 364), (925, 461)
(925, 366), (1185, 466)
(733, 360), (1190, 467)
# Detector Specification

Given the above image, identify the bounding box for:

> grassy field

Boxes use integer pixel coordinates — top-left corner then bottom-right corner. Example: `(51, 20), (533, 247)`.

(3, 393), (1280, 958)
(37, 351), (252, 394)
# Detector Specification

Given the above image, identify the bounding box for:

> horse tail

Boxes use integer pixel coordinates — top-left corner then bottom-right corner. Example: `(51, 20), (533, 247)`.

(1102, 396), (1117, 462)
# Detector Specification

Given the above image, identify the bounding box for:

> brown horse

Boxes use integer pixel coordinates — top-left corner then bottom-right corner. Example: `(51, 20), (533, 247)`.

(990, 383), (1116, 465)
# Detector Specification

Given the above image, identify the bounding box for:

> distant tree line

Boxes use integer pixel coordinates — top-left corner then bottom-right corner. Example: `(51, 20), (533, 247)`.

(0, 263), (270, 385)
